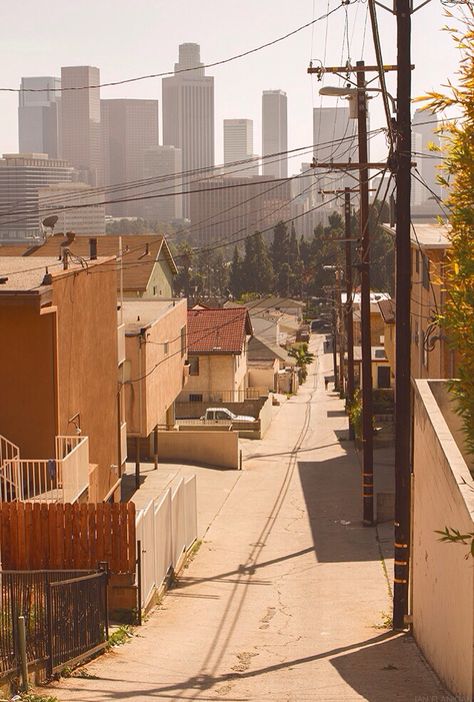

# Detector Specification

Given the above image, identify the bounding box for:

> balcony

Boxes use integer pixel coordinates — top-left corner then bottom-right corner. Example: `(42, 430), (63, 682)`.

(0, 434), (89, 503)
(117, 322), (126, 366)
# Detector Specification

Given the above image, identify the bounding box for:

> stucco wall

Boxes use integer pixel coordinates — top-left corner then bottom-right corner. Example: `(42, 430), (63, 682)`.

(248, 361), (278, 392)
(0, 302), (57, 458)
(182, 354), (237, 401)
(144, 253), (174, 298)
(52, 263), (119, 502)
(412, 379), (474, 700)
(125, 300), (187, 437)
(157, 430), (239, 469)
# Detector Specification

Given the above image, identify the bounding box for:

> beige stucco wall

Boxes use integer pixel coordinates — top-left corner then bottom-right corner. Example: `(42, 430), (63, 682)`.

(412, 379), (474, 700)
(125, 299), (187, 437)
(144, 253), (174, 298)
(248, 361), (278, 392)
(157, 430), (239, 469)
(182, 345), (249, 402)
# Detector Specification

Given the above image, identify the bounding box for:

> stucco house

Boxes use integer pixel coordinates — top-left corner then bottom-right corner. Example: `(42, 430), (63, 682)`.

(179, 307), (253, 403)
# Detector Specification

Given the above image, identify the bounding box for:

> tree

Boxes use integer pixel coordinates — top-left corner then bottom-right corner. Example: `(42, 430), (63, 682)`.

(288, 342), (315, 383)
(421, 8), (474, 457)
(271, 221), (290, 276)
(230, 246), (243, 298)
(277, 262), (291, 297)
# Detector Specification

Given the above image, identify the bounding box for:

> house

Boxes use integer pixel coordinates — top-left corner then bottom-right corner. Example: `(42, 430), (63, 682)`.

(179, 307), (253, 403)
(0, 256), (123, 502)
(378, 298), (396, 385)
(344, 291), (390, 348)
(409, 223), (455, 380)
(348, 346), (392, 390)
(122, 298), (188, 460)
(247, 335), (298, 394)
(0, 233), (178, 299)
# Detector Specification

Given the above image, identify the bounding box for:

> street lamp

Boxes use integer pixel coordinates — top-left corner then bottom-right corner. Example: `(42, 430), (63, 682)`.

(319, 85), (397, 117)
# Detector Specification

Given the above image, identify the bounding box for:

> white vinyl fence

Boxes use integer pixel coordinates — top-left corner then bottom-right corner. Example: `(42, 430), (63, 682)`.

(135, 475), (197, 610)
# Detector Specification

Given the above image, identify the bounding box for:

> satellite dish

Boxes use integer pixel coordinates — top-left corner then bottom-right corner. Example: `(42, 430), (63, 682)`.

(42, 215), (59, 230)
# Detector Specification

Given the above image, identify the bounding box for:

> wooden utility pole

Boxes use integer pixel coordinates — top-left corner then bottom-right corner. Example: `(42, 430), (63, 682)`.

(344, 188), (356, 440)
(357, 60), (374, 527)
(393, 0), (412, 630)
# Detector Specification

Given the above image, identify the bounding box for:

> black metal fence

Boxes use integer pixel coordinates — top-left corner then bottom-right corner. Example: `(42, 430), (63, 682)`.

(0, 568), (108, 679)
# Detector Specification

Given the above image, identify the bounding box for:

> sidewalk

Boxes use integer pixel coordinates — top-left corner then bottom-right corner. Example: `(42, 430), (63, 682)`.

(48, 335), (452, 701)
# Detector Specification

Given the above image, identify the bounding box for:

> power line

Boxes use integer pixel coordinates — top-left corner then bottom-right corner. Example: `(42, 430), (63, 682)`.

(3, 3), (353, 94)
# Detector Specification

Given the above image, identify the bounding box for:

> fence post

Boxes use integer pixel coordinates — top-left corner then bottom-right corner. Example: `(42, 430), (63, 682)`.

(17, 615), (28, 692)
(136, 540), (142, 626)
(98, 561), (110, 640)
(45, 583), (53, 678)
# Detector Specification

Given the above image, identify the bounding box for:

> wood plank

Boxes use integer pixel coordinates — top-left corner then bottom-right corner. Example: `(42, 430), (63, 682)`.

(24, 502), (33, 569)
(78, 504), (88, 569)
(103, 504), (113, 571)
(64, 503), (73, 569)
(96, 503), (105, 568)
(56, 503), (65, 569)
(118, 503), (128, 572)
(2, 505), (12, 568)
(39, 503), (49, 569)
(16, 504), (26, 569)
(31, 504), (41, 569)
(88, 503), (97, 570)
(111, 504), (120, 572)
(127, 502), (136, 572)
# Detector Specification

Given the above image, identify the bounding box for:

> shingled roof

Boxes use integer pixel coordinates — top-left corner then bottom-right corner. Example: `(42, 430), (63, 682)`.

(0, 234), (177, 293)
(187, 308), (253, 355)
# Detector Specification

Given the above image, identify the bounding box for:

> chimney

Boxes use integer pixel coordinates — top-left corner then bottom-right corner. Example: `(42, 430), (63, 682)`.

(89, 238), (97, 260)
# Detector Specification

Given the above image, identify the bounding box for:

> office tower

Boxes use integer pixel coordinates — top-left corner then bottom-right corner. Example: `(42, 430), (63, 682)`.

(143, 146), (183, 223)
(262, 90), (288, 179)
(312, 106), (358, 202)
(37, 183), (105, 235)
(223, 119), (259, 176)
(18, 77), (61, 158)
(0, 153), (74, 242)
(190, 174), (291, 247)
(162, 43), (214, 215)
(61, 66), (102, 186)
(101, 99), (159, 216)
(412, 108), (442, 213)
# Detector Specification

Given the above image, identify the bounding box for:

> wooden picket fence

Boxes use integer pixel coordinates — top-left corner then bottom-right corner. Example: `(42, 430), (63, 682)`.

(0, 502), (136, 573)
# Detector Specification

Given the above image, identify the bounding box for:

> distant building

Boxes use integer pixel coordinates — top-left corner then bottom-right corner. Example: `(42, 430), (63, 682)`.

(162, 43), (214, 216)
(262, 90), (287, 179)
(61, 66), (103, 185)
(190, 174), (291, 247)
(101, 98), (159, 216)
(0, 153), (74, 243)
(37, 183), (105, 236)
(412, 108), (443, 214)
(224, 119), (259, 176)
(143, 145), (183, 223)
(18, 76), (61, 158)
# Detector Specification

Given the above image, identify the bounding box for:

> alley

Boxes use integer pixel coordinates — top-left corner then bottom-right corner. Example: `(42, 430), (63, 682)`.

(50, 336), (451, 701)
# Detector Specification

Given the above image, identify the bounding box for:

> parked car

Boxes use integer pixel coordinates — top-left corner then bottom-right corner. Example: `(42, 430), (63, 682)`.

(200, 408), (255, 422)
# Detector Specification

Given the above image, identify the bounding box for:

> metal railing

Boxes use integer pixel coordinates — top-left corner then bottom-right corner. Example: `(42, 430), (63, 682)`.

(0, 436), (89, 504)
(0, 568), (105, 678)
(0, 435), (19, 467)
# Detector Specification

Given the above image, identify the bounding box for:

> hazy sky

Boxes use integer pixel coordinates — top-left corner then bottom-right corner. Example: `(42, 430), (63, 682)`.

(0, 0), (460, 168)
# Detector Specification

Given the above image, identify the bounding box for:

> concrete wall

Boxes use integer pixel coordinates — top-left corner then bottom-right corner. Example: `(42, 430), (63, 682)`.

(248, 361), (278, 392)
(157, 430), (239, 469)
(52, 262), (119, 502)
(258, 395), (273, 438)
(125, 300), (187, 437)
(412, 379), (474, 700)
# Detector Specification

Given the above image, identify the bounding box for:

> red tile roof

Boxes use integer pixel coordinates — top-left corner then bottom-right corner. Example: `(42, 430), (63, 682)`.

(187, 308), (253, 355)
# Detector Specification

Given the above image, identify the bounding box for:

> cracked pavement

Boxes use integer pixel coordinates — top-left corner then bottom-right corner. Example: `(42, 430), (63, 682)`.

(48, 336), (453, 701)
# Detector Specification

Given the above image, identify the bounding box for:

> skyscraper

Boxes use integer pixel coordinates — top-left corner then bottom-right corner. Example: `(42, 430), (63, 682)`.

(18, 77), (61, 158)
(0, 153), (74, 242)
(143, 146), (183, 223)
(262, 90), (288, 179)
(312, 106), (358, 197)
(162, 43), (214, 215)
(101, 98), (159, 216)
(223, 119), (259, 176)
(412, 108), (442, 212)
(61, 66), (102, 186)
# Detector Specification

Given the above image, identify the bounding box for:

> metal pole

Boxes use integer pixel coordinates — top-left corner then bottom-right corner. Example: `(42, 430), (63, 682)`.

(136, 540), (143, 626)
(393, 0), (412, 630)
(153, 425), (159, 471)
(135, 437), (140, 490)
(345, 188), (356, 440)
(332, 301), (339, 392)
(357, 60), (374, 526)
(18, 615), (28, 692)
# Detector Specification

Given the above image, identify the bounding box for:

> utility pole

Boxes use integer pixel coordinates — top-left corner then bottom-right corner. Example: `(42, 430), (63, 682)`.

(344, 188), (356, 440)
(393, 0), (412, 630)
(357, 60), (374, 527)
(335, 269), (345, 397)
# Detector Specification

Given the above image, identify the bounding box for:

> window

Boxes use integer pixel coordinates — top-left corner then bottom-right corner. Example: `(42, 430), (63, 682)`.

(422, 254), (430, 290)
(181, 326), (186, 357)
(189, 394), (203, 402)
(189, 357), (199, 376)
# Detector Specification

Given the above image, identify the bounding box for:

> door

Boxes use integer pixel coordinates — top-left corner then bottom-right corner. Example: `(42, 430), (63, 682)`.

(377, 366), (391, 389)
